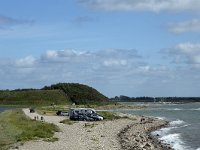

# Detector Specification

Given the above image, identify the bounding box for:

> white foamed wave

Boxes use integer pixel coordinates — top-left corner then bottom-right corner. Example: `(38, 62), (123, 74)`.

(160, 133), (186, 150)
(153, 119), (187, 137)
(155, 116), (166, 120)
(179, 124), (190, 128)
(165, 108), (183, 110)
(190, 108), (200, 111)
(152, 124), (189, 137)
(196, 148), (200, 150)
(170, 119), (185, 126)
(163, 108), (200, 111)
(152, 119), (190, 150)
(152, 127), (172, 137)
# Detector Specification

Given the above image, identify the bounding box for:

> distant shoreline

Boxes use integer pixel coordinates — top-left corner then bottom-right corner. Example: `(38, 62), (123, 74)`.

(0, 106), (14, 112)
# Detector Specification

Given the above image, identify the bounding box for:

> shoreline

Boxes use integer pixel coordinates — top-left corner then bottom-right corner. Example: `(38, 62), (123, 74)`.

(117, 114), (172, 150)
(11, 109), (172, 150)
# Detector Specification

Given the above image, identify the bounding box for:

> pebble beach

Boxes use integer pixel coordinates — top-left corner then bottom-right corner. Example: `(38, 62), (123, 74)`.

(11, 109), (171, 150)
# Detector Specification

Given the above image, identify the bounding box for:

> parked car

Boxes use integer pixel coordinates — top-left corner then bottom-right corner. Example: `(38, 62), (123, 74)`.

(56, 110), (69, 116)
(78, 114), (94, 121)
(88, 113), (103, 121)
(29, 108), (35, 113)
(69, 108), (103, 121)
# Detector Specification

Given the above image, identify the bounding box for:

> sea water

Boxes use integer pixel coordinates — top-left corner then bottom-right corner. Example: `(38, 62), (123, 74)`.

(0, 106), (12, 112)
(112, 102), (200, 150)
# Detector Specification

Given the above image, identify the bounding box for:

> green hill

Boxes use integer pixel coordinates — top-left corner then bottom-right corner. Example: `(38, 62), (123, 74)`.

(42, 83), (109, 105)
(0, 83), (109, 106)
(0, 90), (69, 106)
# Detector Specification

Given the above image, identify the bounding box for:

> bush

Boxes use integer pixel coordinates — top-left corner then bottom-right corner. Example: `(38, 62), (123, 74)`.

(98, 111), (121, 120)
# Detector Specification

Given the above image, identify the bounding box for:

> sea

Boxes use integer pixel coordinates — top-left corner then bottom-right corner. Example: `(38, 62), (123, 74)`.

(112, 102), (200, 150)
(0, 106), (12, 113)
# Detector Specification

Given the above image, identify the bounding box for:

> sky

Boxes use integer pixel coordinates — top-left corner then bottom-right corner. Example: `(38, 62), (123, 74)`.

(1, 0), (200, 97)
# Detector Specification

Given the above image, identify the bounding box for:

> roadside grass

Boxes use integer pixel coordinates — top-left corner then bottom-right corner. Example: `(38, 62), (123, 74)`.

(98, 111), (133, 121)
(98, 111), (121, 120)
(0, 109), (60, 150)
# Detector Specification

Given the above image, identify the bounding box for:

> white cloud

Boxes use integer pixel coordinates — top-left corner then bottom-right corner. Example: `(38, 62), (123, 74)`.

(43, 50), (58, 59)
(2, 48), (200, 96)
(79, 0), (200, 12)
(167, 19), (200, 33)
(164, 43), (200, 64)
(41, 49), (92, 63)
(103, 59), (127, 66)
(41, 49), (140, 65)
(15, 56), (36, 67)
(0, 49), (144, 91)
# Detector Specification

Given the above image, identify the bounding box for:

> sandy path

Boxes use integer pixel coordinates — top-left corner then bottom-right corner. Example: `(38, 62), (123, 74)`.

(12, 109), (134, 150)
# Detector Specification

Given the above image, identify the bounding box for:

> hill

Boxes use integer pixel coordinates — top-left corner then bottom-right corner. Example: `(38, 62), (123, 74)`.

(0, 83), (109, 106)
(42, 83), (109, 105)
(0, 90), (69, 106)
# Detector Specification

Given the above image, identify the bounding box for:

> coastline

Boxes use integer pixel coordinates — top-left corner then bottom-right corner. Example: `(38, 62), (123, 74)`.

(117, 114), (171, 150)
(10, 109), (172, 150)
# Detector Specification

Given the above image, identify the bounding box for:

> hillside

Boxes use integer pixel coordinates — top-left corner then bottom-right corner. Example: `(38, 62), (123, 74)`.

(0, 90), (69, 106)
(0, 83), (109, 106)
(42, 83), (109, 105)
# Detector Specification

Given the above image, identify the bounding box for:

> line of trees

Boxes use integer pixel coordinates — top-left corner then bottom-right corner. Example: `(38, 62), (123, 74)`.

(110, 95), (200, 103)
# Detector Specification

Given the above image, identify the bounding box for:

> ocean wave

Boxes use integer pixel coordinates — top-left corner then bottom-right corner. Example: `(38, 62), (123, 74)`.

(154, 119), (191, 150)
(159, 133), (186, 150)
(165, 108), (183, 110)
(190, 108), (200, 111)
(170, 119), (185, 126)
(155, 116), (167, 120)
(196, 148), (200, 150)
(162, 108), (200, 111)
(179, 124), (190, 128)
(153, 119), (187, 137)
(152, 127), (172, 137)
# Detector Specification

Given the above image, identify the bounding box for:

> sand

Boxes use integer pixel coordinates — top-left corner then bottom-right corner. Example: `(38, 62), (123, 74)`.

(10, 108), (171, 150)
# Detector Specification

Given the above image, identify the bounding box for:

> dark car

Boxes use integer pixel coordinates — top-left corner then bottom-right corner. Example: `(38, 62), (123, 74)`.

(78, 114), (94, 121)
(29, 108), (35, 113)
(88, 113), (103, 121)
(56, 111), (69, 116)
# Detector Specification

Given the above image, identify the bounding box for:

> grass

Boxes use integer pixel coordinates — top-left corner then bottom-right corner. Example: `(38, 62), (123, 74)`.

(0, 90), (69, 106)
(0, 109), (60, 150)
(98, 111), (122, 120)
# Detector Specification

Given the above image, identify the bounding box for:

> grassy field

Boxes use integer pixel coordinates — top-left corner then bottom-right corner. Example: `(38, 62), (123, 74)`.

(0, 90), (69, 106)
(0, 109), (60, 150)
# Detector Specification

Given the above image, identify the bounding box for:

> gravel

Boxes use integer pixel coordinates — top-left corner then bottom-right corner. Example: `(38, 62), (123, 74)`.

(10, 109), (170, 150)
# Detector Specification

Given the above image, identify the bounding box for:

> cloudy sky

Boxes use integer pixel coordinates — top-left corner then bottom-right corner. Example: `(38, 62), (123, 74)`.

(1, 0), (200, 97)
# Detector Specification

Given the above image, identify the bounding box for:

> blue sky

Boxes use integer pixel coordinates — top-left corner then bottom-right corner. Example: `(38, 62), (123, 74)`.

(1, 0), (200, 97)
